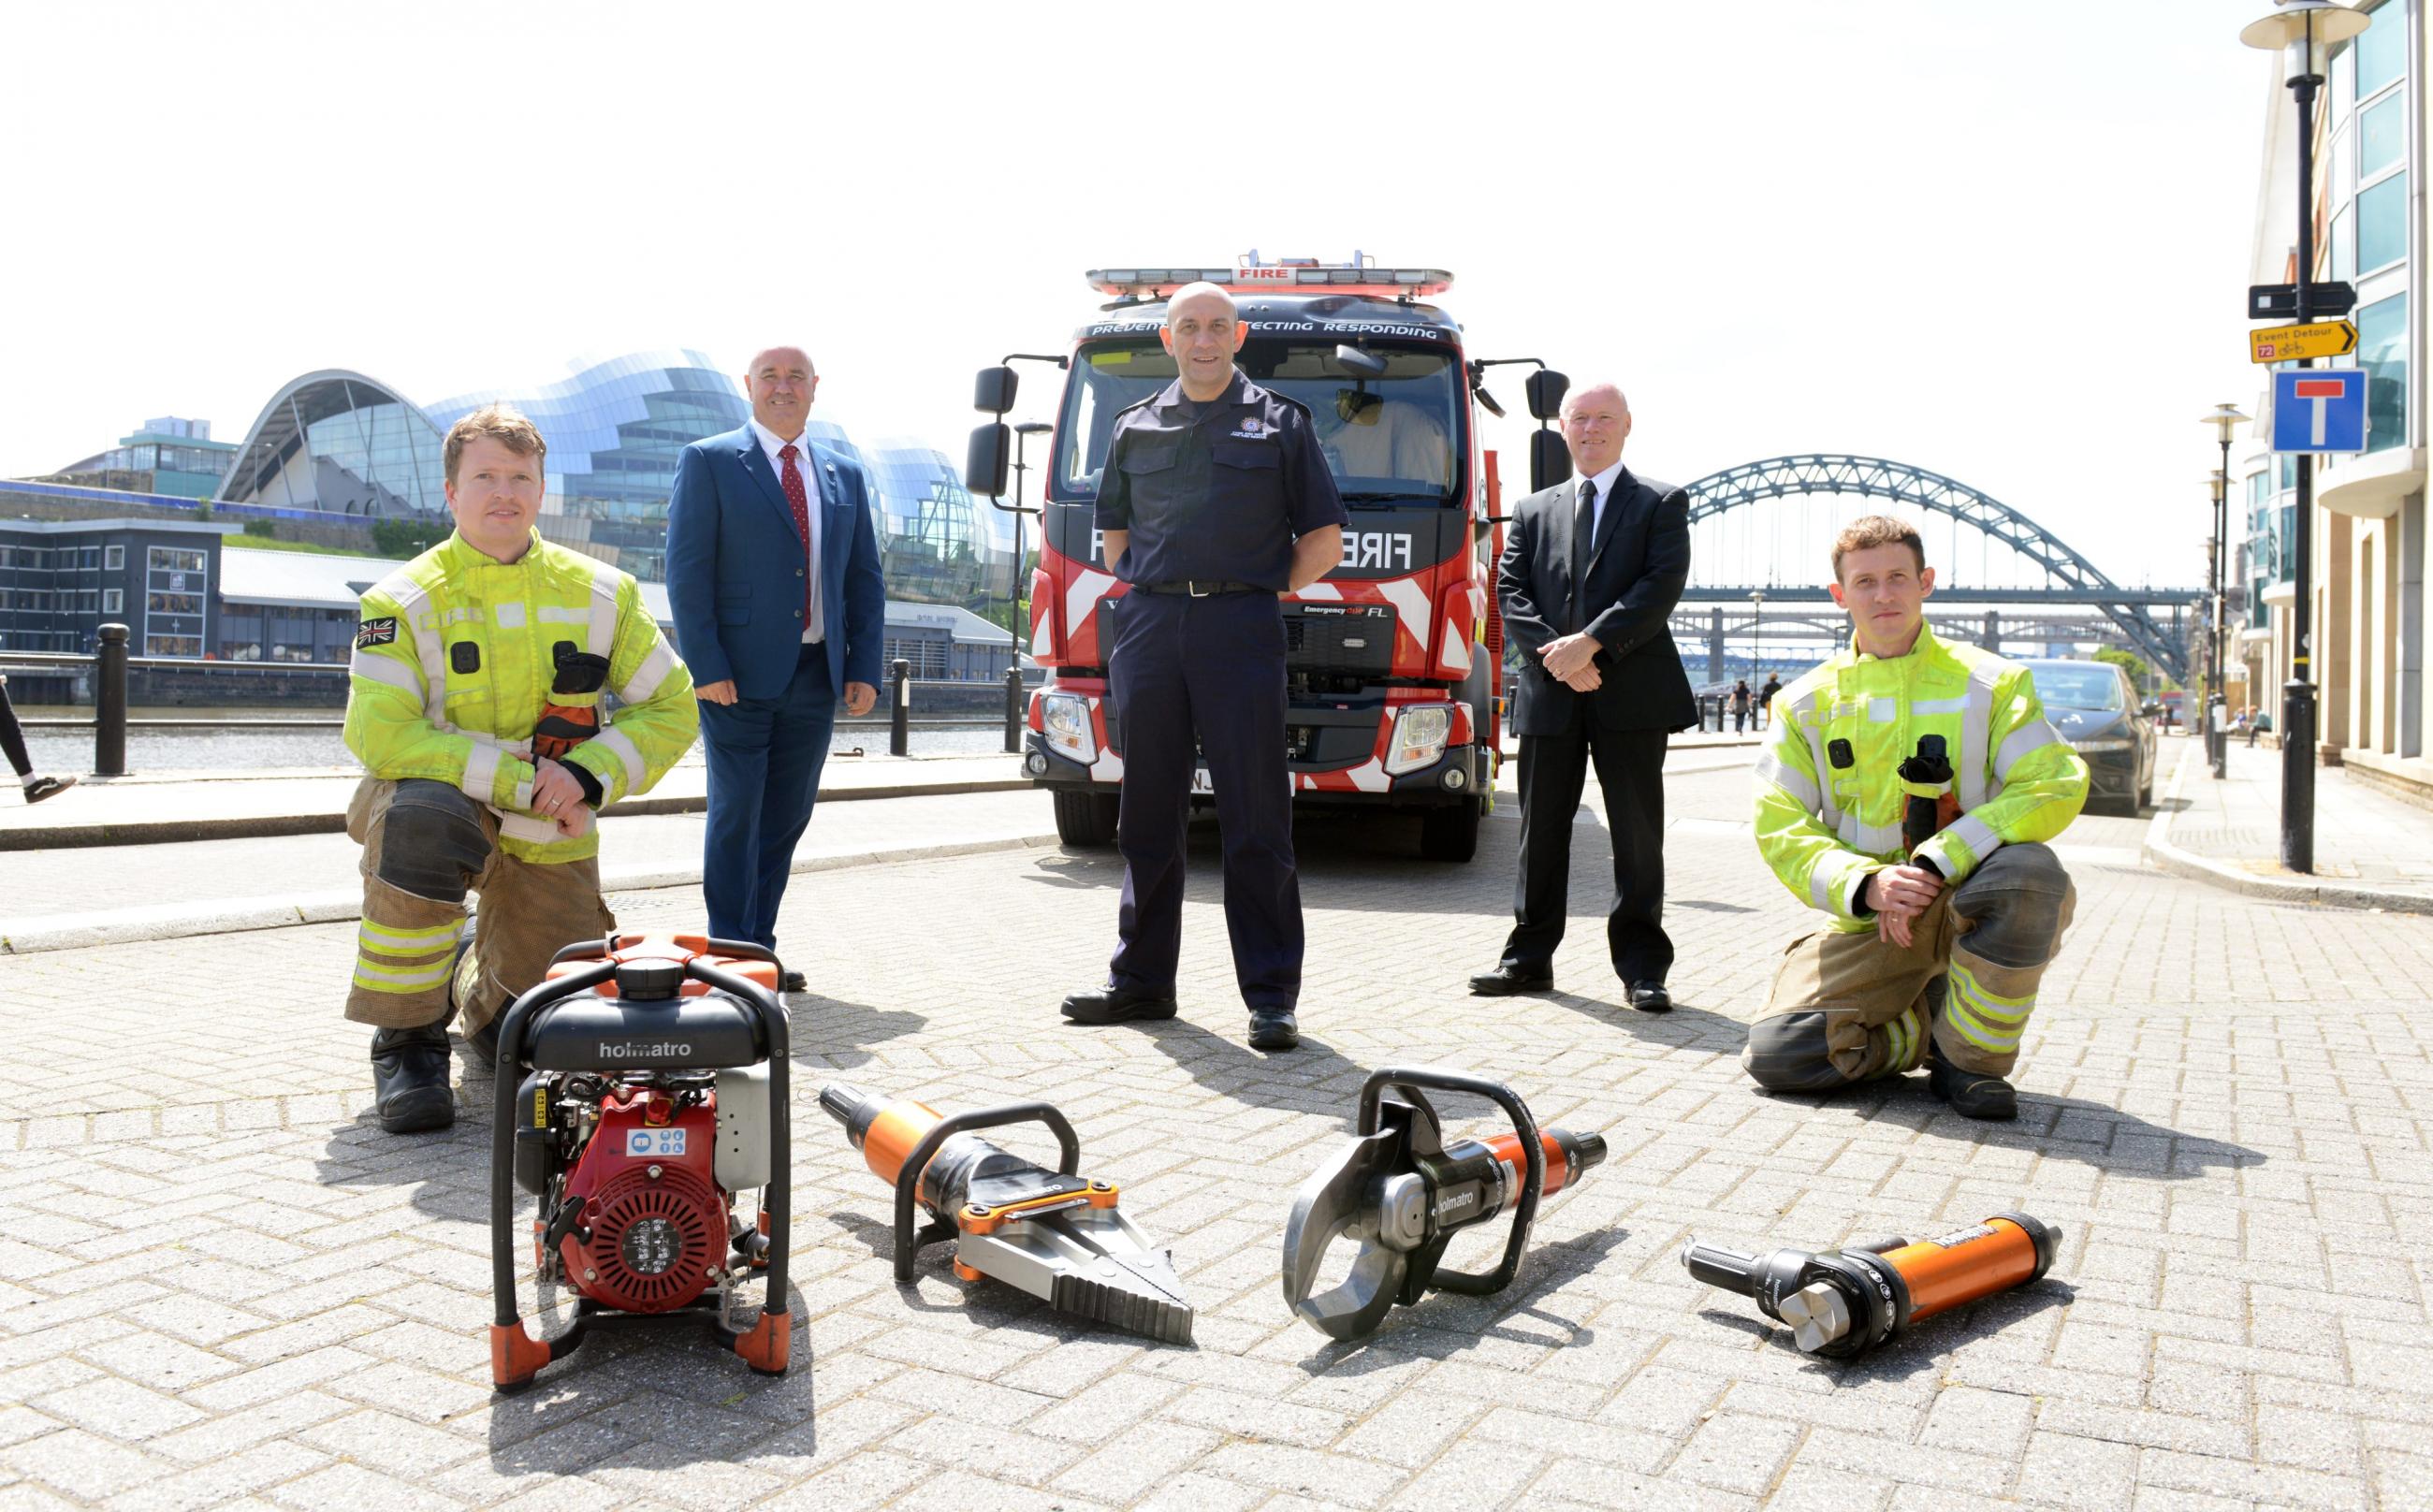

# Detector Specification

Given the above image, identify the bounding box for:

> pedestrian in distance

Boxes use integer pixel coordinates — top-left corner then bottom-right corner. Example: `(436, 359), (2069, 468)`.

(0, 674), (75, 804)
(664, 345), (886, 979)
(1741, 516), (2089, 1121)
(1469, 382), (1697, 1012)
(1758, 671), (1782, 730)
(1057, 282), (1347, 1053)
(342, 406), (699, 1134)
(1731, 678), (1753, 734)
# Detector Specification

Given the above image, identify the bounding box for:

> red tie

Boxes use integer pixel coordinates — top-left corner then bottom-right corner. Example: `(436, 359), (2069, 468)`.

(779, 443), (813, 626)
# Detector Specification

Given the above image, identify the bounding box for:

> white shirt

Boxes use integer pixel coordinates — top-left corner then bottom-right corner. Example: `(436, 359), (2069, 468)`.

(1578, 458), (1625, 545)
(750, 418), (824, 646)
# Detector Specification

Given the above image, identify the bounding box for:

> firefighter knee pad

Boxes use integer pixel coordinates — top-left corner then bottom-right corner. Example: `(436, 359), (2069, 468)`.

(1951, 844), (2073, 969)
(374, 780), (490, 903)
(1742, 1011), (1851, 1093)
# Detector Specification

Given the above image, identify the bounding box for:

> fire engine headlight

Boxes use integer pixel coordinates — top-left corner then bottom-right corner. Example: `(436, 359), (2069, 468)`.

(1042, 694), (1096, 763)
(1385, 705), (1452, 776)
(2070, 738), (2134, 753)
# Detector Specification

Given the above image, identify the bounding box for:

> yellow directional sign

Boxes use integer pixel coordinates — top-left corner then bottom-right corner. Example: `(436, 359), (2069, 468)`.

(2250, 320), (2358, 363)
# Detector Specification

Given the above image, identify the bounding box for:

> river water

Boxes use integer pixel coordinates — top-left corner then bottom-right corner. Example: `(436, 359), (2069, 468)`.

(16, 708), (1015, 773)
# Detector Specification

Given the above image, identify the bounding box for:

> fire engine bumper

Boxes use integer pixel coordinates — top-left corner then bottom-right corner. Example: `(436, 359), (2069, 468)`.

(1022, 734), (1489, 808)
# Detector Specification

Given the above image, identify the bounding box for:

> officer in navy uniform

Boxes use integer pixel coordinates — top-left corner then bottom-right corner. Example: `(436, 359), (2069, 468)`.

(1058, 281), (1346, 1051)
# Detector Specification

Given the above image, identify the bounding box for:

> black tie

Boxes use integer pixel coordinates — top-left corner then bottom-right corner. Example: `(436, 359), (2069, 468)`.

(1569, 478), (1597, 630)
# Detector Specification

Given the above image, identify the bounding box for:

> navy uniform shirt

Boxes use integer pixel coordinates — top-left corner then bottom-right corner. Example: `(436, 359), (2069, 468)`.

(1094, 371), (1347, 590)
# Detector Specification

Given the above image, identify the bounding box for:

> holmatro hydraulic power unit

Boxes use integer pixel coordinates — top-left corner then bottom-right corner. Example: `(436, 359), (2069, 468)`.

(486, 933), (794, 1391)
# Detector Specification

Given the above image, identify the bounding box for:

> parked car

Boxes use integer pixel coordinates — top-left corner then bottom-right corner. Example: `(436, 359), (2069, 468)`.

(2022, 659), (2156, 816)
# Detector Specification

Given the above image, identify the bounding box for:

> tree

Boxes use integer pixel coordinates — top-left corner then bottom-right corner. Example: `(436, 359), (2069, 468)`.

(2093, 647), (2172, 692)
(371, 516), (450, 559)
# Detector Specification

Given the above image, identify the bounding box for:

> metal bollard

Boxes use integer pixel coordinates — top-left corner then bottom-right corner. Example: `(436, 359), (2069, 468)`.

(95, 623), (129, 778)
(891, 659), (911, 757)
(1003, 664), (1024, 754)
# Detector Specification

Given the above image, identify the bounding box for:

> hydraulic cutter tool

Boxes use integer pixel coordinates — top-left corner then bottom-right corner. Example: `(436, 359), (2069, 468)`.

(819, 1083), (1193, 1345)
(1682, 1212), (2061, 1358)
(1282, 1068), (1608, 1341)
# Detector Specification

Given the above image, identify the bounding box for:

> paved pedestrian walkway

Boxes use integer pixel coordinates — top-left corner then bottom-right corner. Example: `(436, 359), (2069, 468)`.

(2146, 734), (2433, 910)
(0, 762), (2425, 1509)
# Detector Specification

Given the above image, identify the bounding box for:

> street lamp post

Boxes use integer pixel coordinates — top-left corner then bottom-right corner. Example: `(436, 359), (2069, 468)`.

(2240, 0), (2366, 874)
(2200, 404), (2251, 780)
(1747, 589), (1765, 686)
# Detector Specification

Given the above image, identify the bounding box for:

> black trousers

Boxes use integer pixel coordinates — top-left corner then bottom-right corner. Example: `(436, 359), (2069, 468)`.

(0, 678), (30, 778)
(1503, 723), (1672, 984)
(1106, 590), (1301, 1010)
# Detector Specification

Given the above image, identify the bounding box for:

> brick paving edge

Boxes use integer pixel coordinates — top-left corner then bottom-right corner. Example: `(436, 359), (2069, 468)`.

(2139, 739), (2433, 914)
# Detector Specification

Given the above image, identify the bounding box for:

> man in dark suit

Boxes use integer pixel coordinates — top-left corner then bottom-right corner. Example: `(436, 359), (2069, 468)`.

(664, 345), (885, 978)
(1470, 383), (1696, 1010)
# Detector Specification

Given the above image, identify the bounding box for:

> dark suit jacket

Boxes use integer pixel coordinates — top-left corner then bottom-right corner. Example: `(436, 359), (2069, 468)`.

(663, 425), (886, 702)
(1497, 463), (1697, 736)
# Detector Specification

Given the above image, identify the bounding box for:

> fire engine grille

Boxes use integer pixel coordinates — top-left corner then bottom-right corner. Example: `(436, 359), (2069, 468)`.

(1287, 605), (1394, 676)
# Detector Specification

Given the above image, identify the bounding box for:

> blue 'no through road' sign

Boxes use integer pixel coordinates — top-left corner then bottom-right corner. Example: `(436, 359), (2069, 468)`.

(2270, 369), (2368, 454)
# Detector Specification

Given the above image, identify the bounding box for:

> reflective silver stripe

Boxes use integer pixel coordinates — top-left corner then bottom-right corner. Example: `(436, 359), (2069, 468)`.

(497, 812), (559, 845)
(1755, 751), (1822, 811)
(584, 563), (621, 657)
(1911, 696), (1968, 716)
(460, 741), (503, 805)
(382, 576), (448, 724)
(1852, 816), (1903, 855)
(495, 601), (528, 629)
(538, 605), (586, 625)
(587, 726), (647, 799)
(1995, 720), (2064, 781)
(1793, 711), (1843, 828)
(1868, 697), (1898, 722)
(1808, 850), (1866, 911)
(352, 957), (456, 990)
(349, 648), (422, 696)
(1957, 663), (2000, 810)
(1944, 813), (2001, 868)
(617, 638), (679, 705)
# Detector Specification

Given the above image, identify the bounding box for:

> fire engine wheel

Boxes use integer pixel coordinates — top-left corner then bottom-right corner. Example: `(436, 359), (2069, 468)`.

(1054, 790), (1121, 848)
(1419, 797), (1482, 864)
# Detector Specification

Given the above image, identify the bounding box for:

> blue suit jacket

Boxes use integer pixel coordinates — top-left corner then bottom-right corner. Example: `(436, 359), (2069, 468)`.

(664, 425), (886, 702)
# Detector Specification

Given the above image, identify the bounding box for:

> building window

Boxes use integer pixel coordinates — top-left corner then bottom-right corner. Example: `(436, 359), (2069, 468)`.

(2355, 3), (2404, 99)
(2331, 205), (2355, 284)
(102, 589), (122, 614)
(144, 545), (208, 657)
(105, 545), (124, 571)
(2359, 92), (2403, 180)
(2358, 292), (2408, 453)
(2357, 172), (2407, 274)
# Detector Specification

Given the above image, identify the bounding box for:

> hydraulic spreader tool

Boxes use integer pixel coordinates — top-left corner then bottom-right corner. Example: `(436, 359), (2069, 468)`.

(1282, 1068), (1609, 1341)
(819, 1083), (1194, 1345)
(487, 933), (795, 1392)
(1682, 1212), (2061, 1358)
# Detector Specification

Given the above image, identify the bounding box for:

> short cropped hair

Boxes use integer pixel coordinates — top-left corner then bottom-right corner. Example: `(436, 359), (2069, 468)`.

(1831, 515), (1926, 579)
(443, 404), (546, 485)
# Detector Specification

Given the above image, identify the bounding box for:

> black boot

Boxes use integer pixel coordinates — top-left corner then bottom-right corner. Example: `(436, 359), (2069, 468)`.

(372, 1023), (456, 1133)
(1247, 1007), (1301, 1052)
(1926, 1045), (2018, 1122)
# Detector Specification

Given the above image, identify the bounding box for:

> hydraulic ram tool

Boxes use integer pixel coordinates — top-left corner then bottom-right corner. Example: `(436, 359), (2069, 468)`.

(1282, 1068), (1608, 1341)
(819, 1083), (1193, 1345)
(1682, 1212), (2061, 1358)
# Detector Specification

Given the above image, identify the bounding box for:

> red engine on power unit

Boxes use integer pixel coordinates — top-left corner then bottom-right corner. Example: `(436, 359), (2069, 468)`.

(555, 1086), (727, 1314)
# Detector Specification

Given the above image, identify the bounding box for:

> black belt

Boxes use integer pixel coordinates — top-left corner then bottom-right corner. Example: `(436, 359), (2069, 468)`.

(1138, 579), (1270, 596)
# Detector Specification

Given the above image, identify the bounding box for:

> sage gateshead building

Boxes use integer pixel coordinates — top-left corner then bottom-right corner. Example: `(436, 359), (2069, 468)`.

(211, 350), (1014, 604)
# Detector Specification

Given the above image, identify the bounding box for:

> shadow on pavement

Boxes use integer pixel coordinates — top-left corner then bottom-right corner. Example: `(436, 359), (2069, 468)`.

(1752, 1078), (2266, 1179)
(1690, 1276), (2077, 1383)
(784, 990), (925, 1071)
(1135, 1016), (1374, 1124)
(1288, 1228), (1630, 1372)
(1546, 989), (1748, 1054)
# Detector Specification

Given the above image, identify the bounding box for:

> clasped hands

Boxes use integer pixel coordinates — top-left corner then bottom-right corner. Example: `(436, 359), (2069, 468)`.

(1864, 863), (1944, 948)
(1537, 632), (1603, 691)
(528, 756), (594, 839)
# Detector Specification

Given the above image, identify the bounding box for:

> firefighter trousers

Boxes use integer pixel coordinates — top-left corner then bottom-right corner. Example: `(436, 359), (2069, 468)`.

(342, 778), (614, 1033)
(1742, 843), (2075, 1091)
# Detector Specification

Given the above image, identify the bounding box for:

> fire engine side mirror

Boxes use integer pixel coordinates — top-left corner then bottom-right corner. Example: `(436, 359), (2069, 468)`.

(966, 423), (1012, 498)
(1530, 430), (1572, 493)
(973, 366), (1019, 415)
(1525, 371), (1569, 423)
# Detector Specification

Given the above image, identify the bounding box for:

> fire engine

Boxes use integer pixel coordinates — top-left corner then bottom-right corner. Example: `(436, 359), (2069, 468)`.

(966, 254), (1569, 862)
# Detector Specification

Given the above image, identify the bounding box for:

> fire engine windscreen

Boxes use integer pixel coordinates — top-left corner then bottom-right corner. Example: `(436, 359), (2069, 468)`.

(1053, 341), (1464, 506)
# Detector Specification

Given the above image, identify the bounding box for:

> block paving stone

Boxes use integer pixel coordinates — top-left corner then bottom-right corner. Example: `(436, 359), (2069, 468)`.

(0, 757), (2428, 1506)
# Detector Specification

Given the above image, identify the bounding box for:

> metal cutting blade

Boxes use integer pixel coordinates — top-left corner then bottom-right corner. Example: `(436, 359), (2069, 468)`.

(956, 1205), (1194, 1345)
(1280, 1127), (1408, 1341)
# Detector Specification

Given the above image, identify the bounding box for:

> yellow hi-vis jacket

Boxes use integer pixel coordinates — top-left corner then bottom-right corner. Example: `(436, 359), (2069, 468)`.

(344, 530), (699, 864)
(1753, 624), (2088, 930)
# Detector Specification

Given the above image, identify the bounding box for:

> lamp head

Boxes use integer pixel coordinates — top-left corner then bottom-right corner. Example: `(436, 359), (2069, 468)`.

(2238, 1), (2370, 81)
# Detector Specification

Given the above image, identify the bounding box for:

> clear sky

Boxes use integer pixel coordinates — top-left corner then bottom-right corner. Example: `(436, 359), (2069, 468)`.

(0, 1), (2280, 588)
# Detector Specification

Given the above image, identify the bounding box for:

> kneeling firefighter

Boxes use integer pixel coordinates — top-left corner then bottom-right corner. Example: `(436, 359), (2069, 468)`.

(343, 405), (698, 1133)
(1744, 516), (2088, 1120)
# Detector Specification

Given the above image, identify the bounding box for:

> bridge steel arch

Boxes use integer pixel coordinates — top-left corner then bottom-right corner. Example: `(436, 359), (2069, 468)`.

(1683, 455), (2190, 682)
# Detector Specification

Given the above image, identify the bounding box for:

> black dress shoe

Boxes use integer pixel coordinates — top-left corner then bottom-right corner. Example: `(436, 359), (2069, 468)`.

(1059, 983), (1177, 1025)
(371, 1024), (456, 1134)
(779, 969), (809, 994)
(1468, 963), (1554, 996)
(1247, 1008), (1301, 1051)
(1626, 981), (1672, 1013)
(1926, 1048), (2018, 1121)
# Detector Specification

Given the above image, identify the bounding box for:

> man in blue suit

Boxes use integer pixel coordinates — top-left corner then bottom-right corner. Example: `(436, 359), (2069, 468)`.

(665, 345), (884, 979)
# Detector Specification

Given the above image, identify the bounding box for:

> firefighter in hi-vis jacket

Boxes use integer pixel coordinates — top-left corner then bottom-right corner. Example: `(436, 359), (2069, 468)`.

(342, 406), (698, 1134)
(1743, 515), (2088, 1121)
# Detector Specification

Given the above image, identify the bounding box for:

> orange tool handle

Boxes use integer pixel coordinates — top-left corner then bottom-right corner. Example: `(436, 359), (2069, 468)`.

(1479, 1127), (1601, 1202)
(1880, 1216), (2043, 1323)
(852, 1097), (941, 1185)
